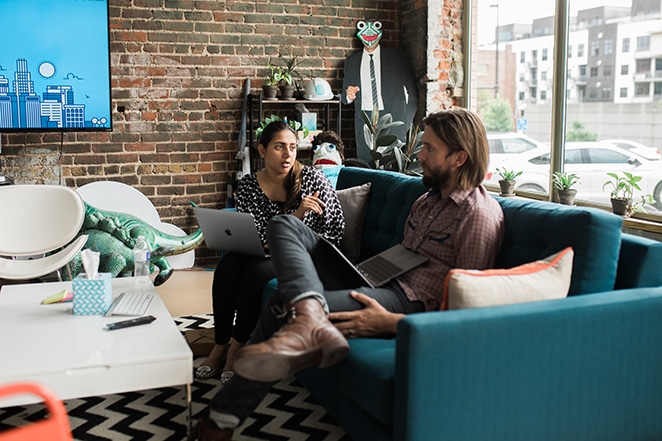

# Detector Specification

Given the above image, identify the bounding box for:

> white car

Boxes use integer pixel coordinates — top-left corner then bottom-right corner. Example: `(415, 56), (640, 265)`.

(601, 139), (661, 161)
(485, 141), (662, 209)
(486, 133), (547, 169)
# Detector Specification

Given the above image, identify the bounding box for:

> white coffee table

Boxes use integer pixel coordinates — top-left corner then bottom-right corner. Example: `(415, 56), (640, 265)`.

(0, 277), (193, 407)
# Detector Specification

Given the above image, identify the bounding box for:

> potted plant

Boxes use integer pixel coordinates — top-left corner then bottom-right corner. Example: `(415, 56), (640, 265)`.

(278, 70), (296, 100)
(255, 114), (309, 141)
(262, 64), (282, 100)
(495, 167), (522, 196)
(602, 171), (654, 217)
(277, 52), (302, 100)
(552, 171), (580, 205)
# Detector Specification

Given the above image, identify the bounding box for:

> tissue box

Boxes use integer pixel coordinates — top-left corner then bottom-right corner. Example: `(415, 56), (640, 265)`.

(297, 112), (317, 131)
(73, 273), (113, 315)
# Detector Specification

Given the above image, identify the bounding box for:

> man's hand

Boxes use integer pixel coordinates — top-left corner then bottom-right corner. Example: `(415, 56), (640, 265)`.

(345, 86), (360, 101)
(329, 291), (404, 338)
(293, 191), (324, 219)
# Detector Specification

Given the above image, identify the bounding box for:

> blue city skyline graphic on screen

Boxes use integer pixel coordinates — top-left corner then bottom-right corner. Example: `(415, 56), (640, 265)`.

(0, 0), (112, 131)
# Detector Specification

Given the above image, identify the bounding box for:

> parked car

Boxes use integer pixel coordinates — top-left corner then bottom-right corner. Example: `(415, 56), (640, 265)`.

(486, 132), (547, 169)
(601, 139), (661, 161)
(484, 141), (662, 209)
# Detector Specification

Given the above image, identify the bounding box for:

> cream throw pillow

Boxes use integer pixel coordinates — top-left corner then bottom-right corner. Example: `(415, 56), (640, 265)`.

(442, 247), (574, 310)
(336, 182), (372, 263)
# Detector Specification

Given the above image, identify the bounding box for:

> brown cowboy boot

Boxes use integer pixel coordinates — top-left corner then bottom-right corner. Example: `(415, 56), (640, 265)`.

(233, 298), (350, 382)
(191, 419), (234, 441)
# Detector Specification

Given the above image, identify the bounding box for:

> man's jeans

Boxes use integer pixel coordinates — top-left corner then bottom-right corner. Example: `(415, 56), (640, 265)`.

(209, 215), (423, 425)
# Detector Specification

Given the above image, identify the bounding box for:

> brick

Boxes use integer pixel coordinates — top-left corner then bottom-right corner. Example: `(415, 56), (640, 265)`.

(2, 0), (460, 266)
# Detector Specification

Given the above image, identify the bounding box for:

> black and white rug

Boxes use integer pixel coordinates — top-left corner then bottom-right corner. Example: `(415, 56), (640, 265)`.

(0, 315), (352, 441)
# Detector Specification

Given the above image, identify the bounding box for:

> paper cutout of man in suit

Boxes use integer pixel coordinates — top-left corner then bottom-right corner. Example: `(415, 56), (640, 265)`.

(341, 20), (418, 165)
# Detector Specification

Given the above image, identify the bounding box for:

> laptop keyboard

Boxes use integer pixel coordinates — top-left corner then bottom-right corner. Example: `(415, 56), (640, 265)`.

(358, 255), (403, 283)
(105, 291), (154, 316)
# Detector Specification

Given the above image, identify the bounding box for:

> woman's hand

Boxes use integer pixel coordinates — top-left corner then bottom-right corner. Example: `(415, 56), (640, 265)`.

(293, 191), (325, 219)
(329, 291), (405, 338)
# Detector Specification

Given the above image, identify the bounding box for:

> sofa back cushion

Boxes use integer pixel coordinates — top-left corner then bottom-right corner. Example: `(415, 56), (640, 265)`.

(337, 168), (427, 261)
(496, 196), (623, 295)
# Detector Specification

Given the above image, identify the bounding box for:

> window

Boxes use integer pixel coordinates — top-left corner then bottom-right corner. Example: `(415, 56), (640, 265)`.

(471, 0), (662, 227)
(601, 88), (612, 100)
(635, 83), (650, 96)
(590, 41), (600, 56)
(604, 39), (613, 55)
(622, 37), (630, 53)
(636, 59), (651, 73)
(637, 35), (650, 51)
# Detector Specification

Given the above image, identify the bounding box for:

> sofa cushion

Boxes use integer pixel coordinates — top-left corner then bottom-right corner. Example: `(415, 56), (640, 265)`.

(495, 197), (623, 295)
(337, 168), (427, 260)
(298, 338), (397, 426)
(337, 182), (372, 263)
(443, 247), (573, 310)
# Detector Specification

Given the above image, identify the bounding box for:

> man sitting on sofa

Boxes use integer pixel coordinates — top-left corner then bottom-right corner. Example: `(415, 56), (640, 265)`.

(194, 108), (505, 441)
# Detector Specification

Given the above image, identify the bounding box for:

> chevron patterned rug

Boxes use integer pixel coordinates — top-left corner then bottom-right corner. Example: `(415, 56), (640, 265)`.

(0, 315), (352, 441)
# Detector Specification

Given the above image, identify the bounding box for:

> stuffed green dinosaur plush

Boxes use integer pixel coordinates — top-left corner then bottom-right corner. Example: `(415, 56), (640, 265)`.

(66, 203), (204, 286)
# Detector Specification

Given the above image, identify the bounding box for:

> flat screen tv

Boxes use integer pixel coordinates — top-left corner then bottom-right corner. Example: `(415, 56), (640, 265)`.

(0, 0), (112, 132)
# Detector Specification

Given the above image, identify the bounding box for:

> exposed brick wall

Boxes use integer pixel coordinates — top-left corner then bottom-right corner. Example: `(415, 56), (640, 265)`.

(0, 0), (462, 265)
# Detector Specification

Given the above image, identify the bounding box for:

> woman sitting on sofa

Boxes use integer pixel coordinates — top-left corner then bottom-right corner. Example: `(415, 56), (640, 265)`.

(195, 120), (345, 382)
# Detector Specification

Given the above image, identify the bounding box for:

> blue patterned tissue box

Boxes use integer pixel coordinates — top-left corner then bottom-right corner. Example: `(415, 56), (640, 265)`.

(73, 273), (112, 315)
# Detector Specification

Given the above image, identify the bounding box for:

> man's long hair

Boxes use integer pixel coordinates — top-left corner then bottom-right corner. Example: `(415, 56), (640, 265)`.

(422, 108), (489, 190)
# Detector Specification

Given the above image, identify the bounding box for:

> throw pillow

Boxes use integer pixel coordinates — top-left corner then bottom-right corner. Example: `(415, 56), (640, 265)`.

(442, 247), (574, 310)
(336, 182), (372, 263)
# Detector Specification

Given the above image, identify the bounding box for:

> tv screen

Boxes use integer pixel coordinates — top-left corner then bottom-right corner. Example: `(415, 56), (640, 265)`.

(0, 0), (112, 132)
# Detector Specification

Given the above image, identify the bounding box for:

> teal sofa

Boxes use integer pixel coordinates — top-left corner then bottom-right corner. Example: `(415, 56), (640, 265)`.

(285, 167), (662, 441)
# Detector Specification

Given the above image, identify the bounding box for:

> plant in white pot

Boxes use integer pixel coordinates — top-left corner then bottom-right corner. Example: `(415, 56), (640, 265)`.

(552, 171), (580, 205)
(495, 167), (522, 196)
(602, 171), (654, 217)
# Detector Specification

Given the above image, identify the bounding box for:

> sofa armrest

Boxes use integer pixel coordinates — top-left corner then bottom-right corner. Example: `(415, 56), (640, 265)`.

(394, 288), (662, 441)
(615, 233), (662, 289)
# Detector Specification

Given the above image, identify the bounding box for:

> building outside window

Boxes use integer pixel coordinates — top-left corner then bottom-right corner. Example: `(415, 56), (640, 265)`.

(472, 0), (662, 223)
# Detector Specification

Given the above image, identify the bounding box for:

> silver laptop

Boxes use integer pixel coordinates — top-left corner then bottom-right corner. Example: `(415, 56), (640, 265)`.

(194, 208), (268, 258)
(317, 237), (428, 288)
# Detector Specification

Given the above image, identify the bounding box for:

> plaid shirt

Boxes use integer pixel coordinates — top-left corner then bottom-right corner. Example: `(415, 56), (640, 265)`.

(397, 185), (504, 311)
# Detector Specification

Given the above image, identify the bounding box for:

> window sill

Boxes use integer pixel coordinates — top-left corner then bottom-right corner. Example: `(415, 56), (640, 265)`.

(484, 184), (662, 238)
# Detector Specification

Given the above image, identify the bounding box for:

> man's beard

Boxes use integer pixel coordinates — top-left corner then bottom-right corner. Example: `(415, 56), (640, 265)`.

(422, 165), (452, 190)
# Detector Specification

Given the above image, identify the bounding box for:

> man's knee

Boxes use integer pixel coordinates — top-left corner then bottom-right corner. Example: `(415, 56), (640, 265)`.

(267, 214), (301, 239)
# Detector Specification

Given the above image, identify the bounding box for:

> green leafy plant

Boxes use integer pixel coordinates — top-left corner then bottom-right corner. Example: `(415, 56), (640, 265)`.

(264, 64), (283, 86)
(255, 114), (309, 140)
(552, 171), (580, 190)
(495, 167), (523, 182)
(602, 171), (654, 215)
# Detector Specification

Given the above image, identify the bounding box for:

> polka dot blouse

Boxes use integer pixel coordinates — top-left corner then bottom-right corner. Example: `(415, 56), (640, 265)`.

(235, 165), (345, 246)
